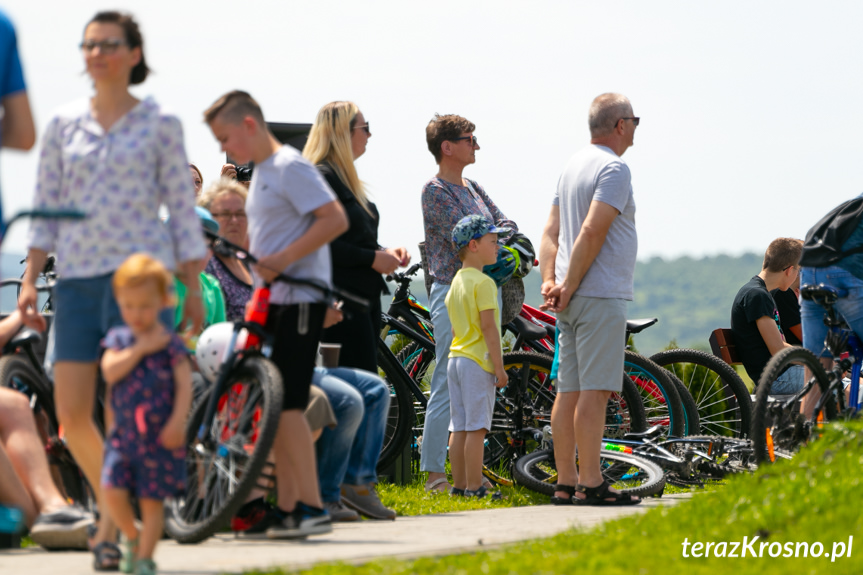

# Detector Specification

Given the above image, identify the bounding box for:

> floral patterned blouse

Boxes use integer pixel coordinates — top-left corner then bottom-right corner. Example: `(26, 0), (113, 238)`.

(420, 177), (517, 285)
(28, 97), (206, 278)
(205, 256), (252, 322)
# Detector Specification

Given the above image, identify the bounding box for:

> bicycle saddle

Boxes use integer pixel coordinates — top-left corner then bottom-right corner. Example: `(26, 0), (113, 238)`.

(509, 315), (548, 341)
(3, 327), (42, 354)
(622, 424), (665, 441)
(800, 284), (842, 305)
(626, 318), (658, 335)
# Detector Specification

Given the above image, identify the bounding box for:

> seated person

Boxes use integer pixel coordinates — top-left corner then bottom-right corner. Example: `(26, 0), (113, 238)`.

(731, 238), (803, 393)
(771, 274), (802, 346)
(0, 311), (94, 549)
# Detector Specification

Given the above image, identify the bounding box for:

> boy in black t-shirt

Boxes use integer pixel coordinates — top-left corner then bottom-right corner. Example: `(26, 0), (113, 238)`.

(730, 238), (803, 392)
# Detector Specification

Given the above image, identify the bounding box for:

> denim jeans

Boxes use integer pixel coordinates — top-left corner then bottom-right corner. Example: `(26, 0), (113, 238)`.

(800, 266), (863, 358)
(769, 364), (804, 394)
(420, 282), (452, 473)
(314, 367), (390, 503)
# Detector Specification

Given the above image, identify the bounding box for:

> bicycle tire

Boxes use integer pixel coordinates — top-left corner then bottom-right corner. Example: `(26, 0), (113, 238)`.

(164, 355), (283, 544)
(512, 447), (666, 498)
(376, 338), (416, 472)
(650, 348), (752, 438)
(608, 374), (648, 438)
(751, 347), (837, 464)
(624, 351), (685, 438)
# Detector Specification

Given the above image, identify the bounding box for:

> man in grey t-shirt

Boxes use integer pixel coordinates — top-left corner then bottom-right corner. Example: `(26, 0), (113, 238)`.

(539, 93), (640, 506)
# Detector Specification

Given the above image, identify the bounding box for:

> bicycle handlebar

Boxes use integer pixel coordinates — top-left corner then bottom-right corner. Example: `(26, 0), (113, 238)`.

(386, 262), (422, 284)
(204, 230), (369, 311)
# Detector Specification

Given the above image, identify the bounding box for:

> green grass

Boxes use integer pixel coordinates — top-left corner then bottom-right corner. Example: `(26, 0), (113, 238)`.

(245, 420), (863, 574)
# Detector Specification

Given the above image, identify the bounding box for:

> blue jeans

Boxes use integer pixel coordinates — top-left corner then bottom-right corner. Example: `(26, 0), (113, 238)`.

(800, 266), (863, 358)
(420, 282), (452, 473)
(314, 367), (390, 503)
(770, 364), (804, 394)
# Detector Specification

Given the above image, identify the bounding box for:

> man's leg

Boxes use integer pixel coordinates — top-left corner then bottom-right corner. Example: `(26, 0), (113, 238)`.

(0, 441), (36, 525)
(0, 388), (68, 514)
(314, 372), (363, 504)
(421, 282), (453, 487)
(571, 390), (612, 490)
(273, 410), (322, 510)
(550, 391), (579, 498)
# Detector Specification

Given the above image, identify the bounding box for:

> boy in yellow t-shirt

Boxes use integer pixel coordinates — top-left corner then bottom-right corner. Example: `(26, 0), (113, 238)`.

(445, 215), (510, 498)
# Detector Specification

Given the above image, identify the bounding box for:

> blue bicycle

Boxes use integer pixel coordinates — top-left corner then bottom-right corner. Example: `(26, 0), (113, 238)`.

(751, 284), (861, 463)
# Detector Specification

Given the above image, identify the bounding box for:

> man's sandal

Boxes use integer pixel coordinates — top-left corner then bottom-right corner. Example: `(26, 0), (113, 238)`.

(551, 484), (576, 505)
(92, 541), (122, 571)
(573, 480), (641, 506)
(423, 477), (450, 493)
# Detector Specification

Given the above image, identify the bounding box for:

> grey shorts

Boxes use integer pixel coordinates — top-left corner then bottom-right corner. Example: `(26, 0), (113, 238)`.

(555, 296), (626, 393)
(446, 356), (496, 432)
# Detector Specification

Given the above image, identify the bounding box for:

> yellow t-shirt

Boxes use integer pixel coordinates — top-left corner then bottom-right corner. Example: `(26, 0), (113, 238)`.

(445, 267), (500, 373)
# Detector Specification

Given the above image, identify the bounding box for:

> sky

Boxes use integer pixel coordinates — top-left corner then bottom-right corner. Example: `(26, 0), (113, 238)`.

(3, 0), (863, 262)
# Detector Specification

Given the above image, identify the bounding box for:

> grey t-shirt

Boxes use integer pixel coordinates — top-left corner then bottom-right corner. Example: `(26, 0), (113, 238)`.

(553, 144), (637, 300)
(246, 145), (337, 305)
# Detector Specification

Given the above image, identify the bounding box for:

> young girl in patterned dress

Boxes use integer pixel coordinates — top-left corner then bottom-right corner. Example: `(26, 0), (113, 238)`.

(100, 254), (193, 575)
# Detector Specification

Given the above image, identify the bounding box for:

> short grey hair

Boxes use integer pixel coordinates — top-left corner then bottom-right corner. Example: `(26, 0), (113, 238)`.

(588, 93), (632, 138)
(197, 177), (248, 210)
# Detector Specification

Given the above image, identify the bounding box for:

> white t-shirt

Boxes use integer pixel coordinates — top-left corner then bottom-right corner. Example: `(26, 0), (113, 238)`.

(553, 144), (637, 300)
(246, 145), (337, 305)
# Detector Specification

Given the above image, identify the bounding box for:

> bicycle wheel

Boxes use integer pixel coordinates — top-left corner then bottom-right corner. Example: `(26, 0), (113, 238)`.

(485, 352), (555, 469)
(513, 448), (666, 498)
(0, 355), (94, 509)
(650, 348), (752, 438)
(164, 355), (283, 544)
(606, 375), (648, 439)
(376, 338), (416, 472)
(751, 347), (837, 464)
(624, 351), (685, 438)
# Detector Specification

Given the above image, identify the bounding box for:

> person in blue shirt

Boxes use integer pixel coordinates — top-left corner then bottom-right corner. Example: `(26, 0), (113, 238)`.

(0, 9), (36, 233)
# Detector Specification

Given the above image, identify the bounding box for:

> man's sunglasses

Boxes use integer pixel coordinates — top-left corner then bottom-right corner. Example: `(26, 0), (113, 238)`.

(619, 117), (640, 127)
(451, 135), (478, 146)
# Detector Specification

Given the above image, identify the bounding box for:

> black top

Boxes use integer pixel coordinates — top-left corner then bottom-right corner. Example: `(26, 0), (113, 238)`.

(731, 276), (783, 383)
(770, 287), (802, 346)
(318, 163), (388, 298)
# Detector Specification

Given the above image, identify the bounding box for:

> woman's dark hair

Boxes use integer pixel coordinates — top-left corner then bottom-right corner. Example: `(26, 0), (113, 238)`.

(86, 11), (150, 85)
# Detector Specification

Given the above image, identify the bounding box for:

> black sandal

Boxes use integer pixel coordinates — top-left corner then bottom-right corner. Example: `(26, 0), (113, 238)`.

(551, 484), (576, 505)
(92, 540), (121, 571)
(573, 480), (641, 506)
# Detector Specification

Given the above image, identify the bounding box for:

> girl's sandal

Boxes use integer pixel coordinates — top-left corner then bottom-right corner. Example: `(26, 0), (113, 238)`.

(92, 541), (122, 571)
(135, 558), (157, 575)
(120, 535), (139, 574)
(551, 484), (576, 506)
(573, 480), (641, 506)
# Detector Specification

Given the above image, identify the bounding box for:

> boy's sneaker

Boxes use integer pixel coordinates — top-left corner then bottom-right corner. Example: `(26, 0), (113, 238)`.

(341, 483), (396, 520)
(323, 500), (359, 522)
(266, 503), (332, 539)
(29, 504), (94, 550)
(463, 485), (503, 500)
(231, 498), (285, 536)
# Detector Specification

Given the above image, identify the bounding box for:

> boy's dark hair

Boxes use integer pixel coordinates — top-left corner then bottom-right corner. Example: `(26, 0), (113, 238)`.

(426, 114), (475, 164)
(87, 12), (149, 85)
(204, 90), (266, 126)
(762, 238), (803, 272)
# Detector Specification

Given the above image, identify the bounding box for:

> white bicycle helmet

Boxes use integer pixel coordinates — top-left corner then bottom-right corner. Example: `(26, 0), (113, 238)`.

(195, 322), (247, 382)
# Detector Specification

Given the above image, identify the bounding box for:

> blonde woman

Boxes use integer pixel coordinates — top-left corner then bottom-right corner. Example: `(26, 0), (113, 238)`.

(198, 178), (253, 320)
(303, 101), (409, 373)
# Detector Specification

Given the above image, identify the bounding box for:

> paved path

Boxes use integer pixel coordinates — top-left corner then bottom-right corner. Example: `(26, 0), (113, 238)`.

(0, 494), (690, 574)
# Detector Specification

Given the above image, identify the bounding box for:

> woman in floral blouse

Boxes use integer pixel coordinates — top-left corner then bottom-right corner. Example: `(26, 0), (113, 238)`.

(17, 11), (205, 569)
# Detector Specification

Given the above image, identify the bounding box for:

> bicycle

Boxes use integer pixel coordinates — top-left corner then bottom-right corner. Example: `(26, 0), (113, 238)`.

(163, 231), (367, 544)
(751, 284), (859, 464)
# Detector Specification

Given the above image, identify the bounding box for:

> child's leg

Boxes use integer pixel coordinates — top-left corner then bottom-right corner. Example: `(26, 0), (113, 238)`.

(102, 487), (138, 541)
(136, 499), (163, 561)
(274, 410), (321, 510)
(464, 429), (488, 491)
(448, 432), (467, 490)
